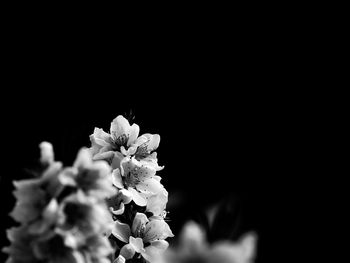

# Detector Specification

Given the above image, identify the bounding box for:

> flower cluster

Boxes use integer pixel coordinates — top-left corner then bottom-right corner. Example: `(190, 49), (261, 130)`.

(90, 115), (173, 263)
(4, 115), (173, 263)
(3, 142), (116, 263)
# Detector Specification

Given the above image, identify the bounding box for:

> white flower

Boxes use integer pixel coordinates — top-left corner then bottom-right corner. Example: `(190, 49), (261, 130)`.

(110, 115), (140, 147)
(113, 212), (174, 243)
(119, 236), (145, 260)
(121, 133), (160, 158)
(119, 236), (170, 262)
(90, 116), (163, 172)
(112, 213), (174, 262)
(90, 128), (115, 159)
(112, 156), (164, 206)
(90, 115), (140, 162)
(146, 187), (169, 217)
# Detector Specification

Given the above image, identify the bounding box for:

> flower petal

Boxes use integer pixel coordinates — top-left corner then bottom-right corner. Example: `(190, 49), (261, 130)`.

(150, 240), (169, 250)
(58, 168), (77, 186)
(146, 188), (168, 216)
(135, 134), (160, 157)
(129, 236), (145, 253)
(119, 156), (131, 176)
(129, 158), (157, 181)
(111, 151), (125, 170)
(179, 221), (206, 250)
(43, 198), (59, 221)
(142, 240), (169, 262)
(143, 218), (174, 243)
(90, 137), (104, 156)
(73, 148), (92, 169)
(120, 244), (135, 260)
(112, 221), (131, 243)
(92, 128), (111, 146)
(127, 124), (140, 146)
(132, 213), (149, 236)
(147, 134), (160, 152)
(113, 255), (126, 263)
(119, 189), (133, 204)
(142, 153), (164, 171)
(110, 115), (130, 140)
(208, 233), (257, 263)
(110, 202), (125, 215)
(134, 134), (149, 145)
(93, 150), (115, 162)
(128, 188), (147, 207)
(72, 251), (86, 263)
(39, 141), (54, 165)
(112, 169), (124, 189)
(137, 177), (164, 195)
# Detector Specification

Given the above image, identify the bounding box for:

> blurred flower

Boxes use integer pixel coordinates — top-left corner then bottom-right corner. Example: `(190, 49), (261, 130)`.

(27, 198), (59, 235)
(31, 229), (113, 263)
(3, 225), (38, 262)
(5, 189), (114, 263)
(10, 178), (48, 224)
(32, 231), (85, 263)
(39, 141), (54, 165)
(58, 148), (116, 199)
(157, 221), (257, 263)
(4, 142), (115, 263)
(58, 190), (113, 242)
(9, 143), (65, 225)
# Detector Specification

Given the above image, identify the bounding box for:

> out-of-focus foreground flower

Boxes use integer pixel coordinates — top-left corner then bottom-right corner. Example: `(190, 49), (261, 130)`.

(3, 142), (115, 263)
(155, 221), (257, 263)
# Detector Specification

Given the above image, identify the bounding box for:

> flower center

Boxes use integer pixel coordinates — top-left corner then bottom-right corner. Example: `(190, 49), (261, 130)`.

(135, 223), (146, 239)
(124, 170), (140, 188)
(114, 134), (128, 147)
(135, 144), (149, 159)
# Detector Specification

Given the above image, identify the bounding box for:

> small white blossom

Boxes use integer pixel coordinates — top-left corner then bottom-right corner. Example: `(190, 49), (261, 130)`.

(112, 212), (174, 262)
(112, 156), (164, 207)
